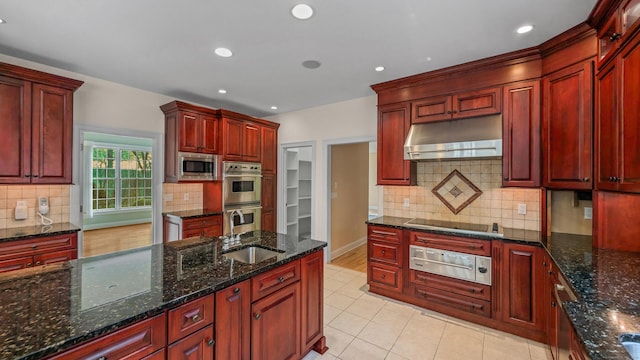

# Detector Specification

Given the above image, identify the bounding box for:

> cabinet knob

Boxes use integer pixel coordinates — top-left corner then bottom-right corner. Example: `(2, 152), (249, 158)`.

(254, 313), (261, 320)
(24, 174), (31, 178)
(35, 261), (41, 266)
(582, 177), (590, 182)
(551, 301), (556, 308)
(381, 274), (386, 279)
(32, 245), (37, 250)
(192, 314), (199, 322)
(610, 32), (622, 41)
(207, 338), (215, 347)
(98, 357), (107, 360)
(381, 250), (386, 255)
(32, 174), (39, 178)
(447, 111), (452, 114)
(278, 276), (285, 283)
(504, 177), (509, 181)
(234, 287), (240, 294)
(26, 263), (32, 267)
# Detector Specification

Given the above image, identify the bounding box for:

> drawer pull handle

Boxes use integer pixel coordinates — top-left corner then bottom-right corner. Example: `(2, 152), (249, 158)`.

(192, 314), (199, 322)
(234, 287), (240, 294)
(278, 276), (285, 283)
(255, 313), (261, 320)
(372, 230), (396, 237)
(207, 338), (215, 347)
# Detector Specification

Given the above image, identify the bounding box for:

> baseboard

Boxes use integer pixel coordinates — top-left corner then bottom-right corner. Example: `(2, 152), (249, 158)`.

(83, 219), (152, 231)
(331, 236), (367, 259)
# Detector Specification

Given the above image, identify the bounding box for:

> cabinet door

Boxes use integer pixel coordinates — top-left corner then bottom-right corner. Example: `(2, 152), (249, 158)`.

(301, 251), (326, 353)
(377, 103), (415, 185)
(251, 282), (301, 360)
(179, 111), (201, 153)
(543, 62), (593, 189)
(452, 87), (501, 119)
(595, 60), (620, 190)
(167, 325), (214, 360)
(500, 243), (545, 333)
(0, 76), (31, 184)
(502, 81), (541, 187)
(31, 83), (74, 184)
(261, 173), (276, 232)
(411, 95), (451, 123)
(261, 126), (278, 173)
(200, 114), (219, 154)
(215, 279), (250, 360)
(223, 118), (244, 160)
(618, 33), (640, 192)
(34, 249), (76, 266)
(242, 123), (261, 162)
(0, 256), (33, 273)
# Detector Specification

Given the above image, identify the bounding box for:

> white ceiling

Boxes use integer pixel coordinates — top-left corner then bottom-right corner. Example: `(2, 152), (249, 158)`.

(0, 0), (597, 117)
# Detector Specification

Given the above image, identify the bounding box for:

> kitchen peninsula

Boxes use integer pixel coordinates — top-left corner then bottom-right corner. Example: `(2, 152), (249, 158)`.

(0, 230), (327, 360)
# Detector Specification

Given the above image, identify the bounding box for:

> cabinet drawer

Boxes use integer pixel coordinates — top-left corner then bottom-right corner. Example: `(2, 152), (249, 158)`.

(35, 249), (77, 266)
(368, 240), (401, 266)
(0, 256), (32, 273)
(168, 294), (215, 343)
(252, 260), (300, 300)
(167, 325), (215, 360)
(0, 233), (77, 259)
(410, 270), (491, 301)
(409, 231), (491, 256)
(182, 229), (203, 238)
(410, 284), (491, 318)
(183, 215), (222, 231)
(368, 226), (402, 243)
(48, 314), (166, 359)
(368, 263), (402, 292)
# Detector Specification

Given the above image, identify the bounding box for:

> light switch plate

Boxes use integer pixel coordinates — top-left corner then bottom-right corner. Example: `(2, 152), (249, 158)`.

(584, 207), (593, 220)
(517, 203), (527, 215)
(403, 198), (410, 207)
(183, 193), (189, 201)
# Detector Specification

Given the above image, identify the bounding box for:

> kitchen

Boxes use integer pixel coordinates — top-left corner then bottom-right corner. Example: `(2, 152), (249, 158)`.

(0, 0), (639, 359)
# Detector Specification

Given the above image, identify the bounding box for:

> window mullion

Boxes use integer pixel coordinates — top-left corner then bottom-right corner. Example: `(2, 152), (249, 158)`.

(116, 148), (122, 211)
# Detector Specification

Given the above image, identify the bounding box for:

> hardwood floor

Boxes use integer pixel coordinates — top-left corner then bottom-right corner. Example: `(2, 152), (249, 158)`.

(330, 244), (367, 273)
(83, 223), (153, 258)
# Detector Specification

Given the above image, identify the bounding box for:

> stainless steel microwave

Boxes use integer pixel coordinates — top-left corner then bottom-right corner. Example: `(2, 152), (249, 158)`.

(179, 152), (220, 181)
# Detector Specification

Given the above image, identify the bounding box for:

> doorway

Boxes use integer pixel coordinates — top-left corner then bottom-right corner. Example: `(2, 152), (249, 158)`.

(78, 130), (160, 258)
(281, 144), (314, 239)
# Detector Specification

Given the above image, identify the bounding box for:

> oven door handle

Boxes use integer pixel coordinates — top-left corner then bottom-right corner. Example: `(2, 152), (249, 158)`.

(223, 174), (263, 178)
(411, 257), (474, 271)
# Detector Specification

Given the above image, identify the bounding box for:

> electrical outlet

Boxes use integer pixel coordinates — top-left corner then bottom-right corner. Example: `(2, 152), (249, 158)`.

(165, 194), (173, 201)
(584, 207), (593, 220)
(403, 198), (410, 207)
(183, 193), (189, 201)
(517, 203), (527, 215)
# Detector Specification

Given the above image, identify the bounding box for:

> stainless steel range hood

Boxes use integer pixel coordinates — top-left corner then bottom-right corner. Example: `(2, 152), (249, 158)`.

(404, 114), (502, 161)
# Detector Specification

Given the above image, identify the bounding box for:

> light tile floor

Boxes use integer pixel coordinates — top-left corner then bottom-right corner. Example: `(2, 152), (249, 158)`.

(303, 264), (552, 360)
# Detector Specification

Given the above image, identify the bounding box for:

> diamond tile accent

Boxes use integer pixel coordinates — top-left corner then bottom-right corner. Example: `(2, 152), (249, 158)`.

(432, 169), (482, 214)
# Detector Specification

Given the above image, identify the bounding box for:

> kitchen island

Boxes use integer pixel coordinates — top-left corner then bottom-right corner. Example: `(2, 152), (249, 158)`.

(0, 230), (327, 360)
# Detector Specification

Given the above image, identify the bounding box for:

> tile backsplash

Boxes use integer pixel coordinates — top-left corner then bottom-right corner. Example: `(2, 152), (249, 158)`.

(162, 183), (203, 212)
(0, 185), (71, 228)
(383, 160), (541, 231)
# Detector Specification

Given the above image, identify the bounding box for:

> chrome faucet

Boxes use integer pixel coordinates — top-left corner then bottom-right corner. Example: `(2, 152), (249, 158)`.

(229, 209), (245, 241)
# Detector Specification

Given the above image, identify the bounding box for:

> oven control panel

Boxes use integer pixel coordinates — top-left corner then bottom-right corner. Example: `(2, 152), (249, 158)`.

(409, 245), (492, 285)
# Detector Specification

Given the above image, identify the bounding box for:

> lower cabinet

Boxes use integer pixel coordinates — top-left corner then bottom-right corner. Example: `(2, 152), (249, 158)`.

(215, 279), (251, 360)
(163, 214), (223, 242)
(0, 233), (77, 273)
(167, 325), (215, 360)
(301, 250), (327, 353)
(251, 282), (301, 360)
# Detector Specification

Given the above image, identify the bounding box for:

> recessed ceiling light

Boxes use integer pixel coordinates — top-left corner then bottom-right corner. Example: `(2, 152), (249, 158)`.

(271, 106), (278, 110)
(214, 47), (233, 57)
(516, 25), (534, 34)
(218, 89), (227, 94)
(375, 66), (385, 72)
(302, 60), (321, 69)
(426, 57), (432, 62)
(291, 4), (314, 20)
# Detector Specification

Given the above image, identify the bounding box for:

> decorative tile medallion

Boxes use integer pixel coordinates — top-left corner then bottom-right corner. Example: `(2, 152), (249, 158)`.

(432, 169), (482, 214)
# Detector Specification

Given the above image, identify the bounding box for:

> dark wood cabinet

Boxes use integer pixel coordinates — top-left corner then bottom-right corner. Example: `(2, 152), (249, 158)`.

(367, 226), (403, 293)
(161, 101), (220, 183)
(163, 215), (222, 242)
(261, 173), (276, 232)
(595, 28), (640, 193)
(377, 103), (416, 186)
(300, 250), (327, 354)
(412, 87), (501, 124)
(167, 325), (215, 360)
(260, 125), (278, 173)
(215, 279), (251, 360)
(0, 64), (82, 184)
(168, 294), (215, 343)
(542, 61), (594, 189)
(251, 282), (301, 360)
(499, 243), (545, 336)
(502, 81), (541, 187)
(0, 233), (77, 273)
(260, 124), (278, 232)
(220, 112), (261, 162)
(49, 314), (167, 359)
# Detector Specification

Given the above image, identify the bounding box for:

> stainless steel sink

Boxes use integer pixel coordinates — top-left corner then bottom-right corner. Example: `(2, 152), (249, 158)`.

(620, 333), (640, 360)
(223, 246), (283, 264)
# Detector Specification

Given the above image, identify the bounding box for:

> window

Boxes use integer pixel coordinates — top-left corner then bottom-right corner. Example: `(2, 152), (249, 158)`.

(91, 146), (152, 212)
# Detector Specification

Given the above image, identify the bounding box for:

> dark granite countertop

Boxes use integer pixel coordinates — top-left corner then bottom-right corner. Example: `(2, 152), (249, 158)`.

(547, 233), (640, 360)
(0, 230), (326, 360)
(0, 223), (80, 243)
(366, 216), (543, 244)
(162, 209), (224, 219)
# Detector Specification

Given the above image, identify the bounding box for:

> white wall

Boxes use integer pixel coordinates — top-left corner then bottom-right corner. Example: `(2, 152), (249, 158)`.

(267, 95), (378, 244)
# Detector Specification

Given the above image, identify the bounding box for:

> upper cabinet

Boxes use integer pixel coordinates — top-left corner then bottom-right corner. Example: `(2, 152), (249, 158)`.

(377, 103), (416, 186)
(502, 81), (541, 188)
(161, 101), (219, 155)
(542, 61), (594, 189)
(595, 0), (640, 65)
(411, 87), (501, 124)
(0, 63), (83, 184)
(219, 110), (261, 163)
